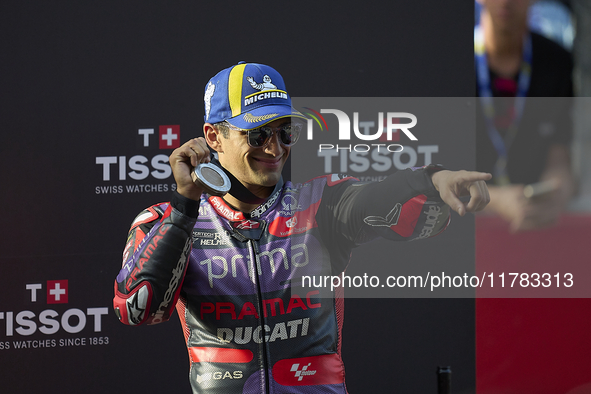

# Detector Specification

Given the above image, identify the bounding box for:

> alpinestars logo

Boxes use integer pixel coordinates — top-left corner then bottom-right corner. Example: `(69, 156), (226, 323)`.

(233, 220), (260, 230)
(363, 203), (402, 227)
(151, 238), (190, 324)
(417, 205), (445, 239)
(291, 363), (317, 381)
(126, 285), (148, 325)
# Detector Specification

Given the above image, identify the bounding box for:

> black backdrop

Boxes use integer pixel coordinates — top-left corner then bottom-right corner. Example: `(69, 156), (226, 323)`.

(0, 1), (475, 393)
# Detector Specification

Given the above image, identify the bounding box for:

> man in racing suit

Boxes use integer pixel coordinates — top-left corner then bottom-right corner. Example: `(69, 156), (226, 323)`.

(113, 62), (491, 393)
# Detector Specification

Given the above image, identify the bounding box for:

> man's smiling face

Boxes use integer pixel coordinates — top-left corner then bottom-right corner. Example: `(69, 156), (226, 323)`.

(217, 118), (292, 194)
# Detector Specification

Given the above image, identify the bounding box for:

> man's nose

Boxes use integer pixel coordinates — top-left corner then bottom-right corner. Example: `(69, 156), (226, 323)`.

(264, 130), (284, 156)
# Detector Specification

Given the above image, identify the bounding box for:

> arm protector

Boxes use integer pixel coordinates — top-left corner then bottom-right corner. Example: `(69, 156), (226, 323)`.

(317, 165), (450, 247)
(113, 192), (199, 326)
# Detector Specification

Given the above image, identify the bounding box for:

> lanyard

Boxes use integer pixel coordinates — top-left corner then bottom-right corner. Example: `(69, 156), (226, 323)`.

(474, 25), (532, 185)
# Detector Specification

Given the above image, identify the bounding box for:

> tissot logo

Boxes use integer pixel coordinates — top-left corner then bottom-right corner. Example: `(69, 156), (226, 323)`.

(0, 280), (109, 346)
(137, 126), (181, 150)
(95, 126), (181, 194)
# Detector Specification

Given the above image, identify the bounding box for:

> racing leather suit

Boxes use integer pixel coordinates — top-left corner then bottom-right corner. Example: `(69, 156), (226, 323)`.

(113, 166), (450, 393)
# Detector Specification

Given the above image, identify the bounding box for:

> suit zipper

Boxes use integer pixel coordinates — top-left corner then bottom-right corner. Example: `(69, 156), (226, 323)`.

(248, 239), (270, 394)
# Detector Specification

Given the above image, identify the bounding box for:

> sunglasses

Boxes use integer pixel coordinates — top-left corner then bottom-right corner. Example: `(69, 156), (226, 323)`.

(227, 122), (303, 148)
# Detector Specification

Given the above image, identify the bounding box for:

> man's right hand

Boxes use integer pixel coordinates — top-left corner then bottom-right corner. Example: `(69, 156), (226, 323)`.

(169, 137), (211, 201)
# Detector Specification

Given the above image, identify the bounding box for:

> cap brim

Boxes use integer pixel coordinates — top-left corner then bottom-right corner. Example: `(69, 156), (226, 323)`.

(226, 105), (308, 130)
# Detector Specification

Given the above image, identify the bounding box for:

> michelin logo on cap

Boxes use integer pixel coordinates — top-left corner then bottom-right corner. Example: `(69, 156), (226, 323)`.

(203, 62), (307, 130)
(244, 74), (288, 107)
(243, 90), (289, 107)
(247, 75), (276, 91)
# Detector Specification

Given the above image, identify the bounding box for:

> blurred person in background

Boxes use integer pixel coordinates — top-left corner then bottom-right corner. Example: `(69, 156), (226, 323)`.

(475, 0), (576, 232)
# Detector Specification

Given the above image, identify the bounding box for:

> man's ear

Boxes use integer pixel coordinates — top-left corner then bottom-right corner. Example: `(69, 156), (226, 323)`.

(204, 123), (223, 153)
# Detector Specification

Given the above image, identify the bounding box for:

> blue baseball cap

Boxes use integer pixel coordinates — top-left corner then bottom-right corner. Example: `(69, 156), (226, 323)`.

(203, 62), (307, 130)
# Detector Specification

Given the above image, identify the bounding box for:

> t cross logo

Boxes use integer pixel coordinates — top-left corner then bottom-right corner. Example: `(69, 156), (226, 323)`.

(46, 280), (68, 304)
(159, 125), (180, 149)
